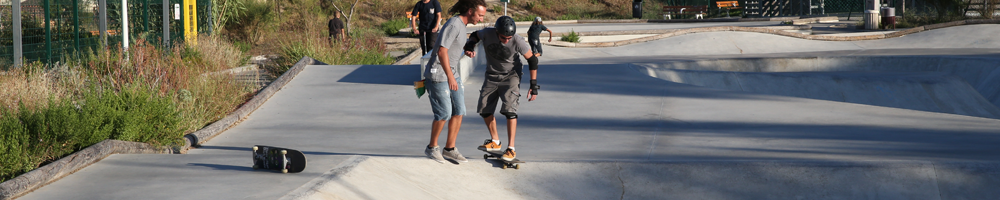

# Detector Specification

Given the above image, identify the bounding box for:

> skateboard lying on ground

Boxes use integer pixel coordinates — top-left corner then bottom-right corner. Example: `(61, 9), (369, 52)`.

(481, 150), (525, 169)
(252, 145), (306, 173)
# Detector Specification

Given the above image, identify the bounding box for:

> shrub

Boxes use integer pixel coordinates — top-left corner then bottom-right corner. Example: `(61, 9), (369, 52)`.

(560, 29), (581, 43)
(381, 18), (411, 36)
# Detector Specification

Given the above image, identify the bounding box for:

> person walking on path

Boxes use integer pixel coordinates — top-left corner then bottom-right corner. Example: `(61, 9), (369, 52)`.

(422, 0), (487, 164)
(527, 17), (552, 57)
(328, 12), (346, 43)
(464, 16), (540, 161)
(411, 0), (443, 55)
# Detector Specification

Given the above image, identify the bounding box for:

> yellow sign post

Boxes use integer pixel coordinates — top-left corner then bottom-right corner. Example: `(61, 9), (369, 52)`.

(184, 0), (198, 46)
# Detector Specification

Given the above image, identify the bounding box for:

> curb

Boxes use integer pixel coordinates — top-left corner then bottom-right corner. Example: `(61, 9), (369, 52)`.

(0, 56), (324, 200)
(182, 56), (326, 150)
(544, 19), (1000, 48)
(392, 48), (422, 65)
(0, 140), (171, 200)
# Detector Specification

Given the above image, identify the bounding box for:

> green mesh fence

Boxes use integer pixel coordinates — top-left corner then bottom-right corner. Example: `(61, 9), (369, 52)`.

(3, 0), (211, 66)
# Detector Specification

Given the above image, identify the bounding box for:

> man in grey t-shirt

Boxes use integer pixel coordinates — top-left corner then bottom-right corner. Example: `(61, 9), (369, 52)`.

(464, 16), (540, 161)
(421, 0), (487, 164)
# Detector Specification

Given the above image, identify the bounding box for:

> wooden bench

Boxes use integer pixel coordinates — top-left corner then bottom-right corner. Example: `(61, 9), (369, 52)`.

(716, 1), (741, 17)
(662, 5), (707, 20)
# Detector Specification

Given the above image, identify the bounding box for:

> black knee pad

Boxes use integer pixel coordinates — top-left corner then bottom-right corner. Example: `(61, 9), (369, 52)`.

(503, 113), (518, 119)
(480, 113), (493, 118)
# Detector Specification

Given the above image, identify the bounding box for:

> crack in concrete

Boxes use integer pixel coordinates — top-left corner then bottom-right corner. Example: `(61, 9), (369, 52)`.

(617, 162), (625, 200)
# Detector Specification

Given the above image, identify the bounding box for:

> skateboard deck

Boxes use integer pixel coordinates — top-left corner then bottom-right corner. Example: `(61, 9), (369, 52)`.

(252, 145), (306, 173)
(481, 150), (525, 169)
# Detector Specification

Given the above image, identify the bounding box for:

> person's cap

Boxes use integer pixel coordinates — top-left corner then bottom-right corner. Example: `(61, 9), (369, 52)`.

(535, 17), (542, 22)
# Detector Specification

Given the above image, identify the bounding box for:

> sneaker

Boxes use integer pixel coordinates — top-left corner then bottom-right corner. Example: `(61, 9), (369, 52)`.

(442, 148), (469, 163)
(425, 146), (446, 163)
(477, 139), (502, 152)
(501, 148), (516, 161)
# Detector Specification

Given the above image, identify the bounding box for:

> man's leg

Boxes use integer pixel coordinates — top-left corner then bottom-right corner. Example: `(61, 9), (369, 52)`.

(430, 120), (445, 147)
(446, 115), (462, 148)
(477, 74), (503, 151)
(507, 118), (516, 147)
(483, 115), (500, 141)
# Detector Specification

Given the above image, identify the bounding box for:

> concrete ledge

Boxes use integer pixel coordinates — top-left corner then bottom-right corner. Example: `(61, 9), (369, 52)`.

(182, 56), (325, 150)
(790, 16), (839, 25)
(0, 140), (170, 200)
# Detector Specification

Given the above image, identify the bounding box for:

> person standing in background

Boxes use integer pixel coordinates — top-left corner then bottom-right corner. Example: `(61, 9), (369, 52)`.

(411, 0), (442, 55)
(328, 12), (346, 43)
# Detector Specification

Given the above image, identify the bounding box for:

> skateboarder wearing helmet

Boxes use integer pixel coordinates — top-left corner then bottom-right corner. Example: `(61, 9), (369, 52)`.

(464, 16), (540, 161)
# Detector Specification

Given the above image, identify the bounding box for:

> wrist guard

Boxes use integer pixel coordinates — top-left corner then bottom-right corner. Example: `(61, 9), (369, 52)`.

(464, 31), (480, 52)
(530, 80), (539, 95)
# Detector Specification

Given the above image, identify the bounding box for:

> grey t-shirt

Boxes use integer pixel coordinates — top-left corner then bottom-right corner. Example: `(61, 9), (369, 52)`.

(477, 28), (531, 75)
(423, 16), (467, 82)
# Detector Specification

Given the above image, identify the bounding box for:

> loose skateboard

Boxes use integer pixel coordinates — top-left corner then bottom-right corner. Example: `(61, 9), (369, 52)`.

(481, 150), (525, 169)
(252, 145), (306, 173)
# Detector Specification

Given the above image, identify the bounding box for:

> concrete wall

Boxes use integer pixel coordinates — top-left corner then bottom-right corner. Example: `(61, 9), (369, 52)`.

(419, 43), (485, 84)
(632, 56), (1000, 119)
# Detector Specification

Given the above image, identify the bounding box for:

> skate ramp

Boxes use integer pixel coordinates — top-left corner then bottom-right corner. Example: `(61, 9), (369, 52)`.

(282, 156), (1000, 200)
(632, 56), (1000, 119)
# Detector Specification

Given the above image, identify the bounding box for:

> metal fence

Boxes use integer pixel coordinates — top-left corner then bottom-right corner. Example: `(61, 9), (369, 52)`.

(2, 0), (212, 67)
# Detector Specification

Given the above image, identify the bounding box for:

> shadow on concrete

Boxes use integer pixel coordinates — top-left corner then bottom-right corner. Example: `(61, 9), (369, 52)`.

(197, 145), (425, 158)
(337, 65), (421, 85)
(187, 163), (256, 172)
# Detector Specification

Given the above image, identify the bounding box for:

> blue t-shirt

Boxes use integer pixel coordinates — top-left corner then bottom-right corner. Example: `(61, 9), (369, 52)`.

(527, 24), (549, 41)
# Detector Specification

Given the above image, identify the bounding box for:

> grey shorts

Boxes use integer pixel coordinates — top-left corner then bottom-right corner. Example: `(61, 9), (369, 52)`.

(477, 72), (520, 116)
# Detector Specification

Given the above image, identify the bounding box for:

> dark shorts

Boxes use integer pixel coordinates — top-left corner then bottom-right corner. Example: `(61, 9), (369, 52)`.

(477, 72), (520, 116)
(529, 38), (542, 56)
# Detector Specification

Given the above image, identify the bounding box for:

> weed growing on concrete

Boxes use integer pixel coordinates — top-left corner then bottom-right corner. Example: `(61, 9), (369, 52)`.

(561, 29), (581, 43)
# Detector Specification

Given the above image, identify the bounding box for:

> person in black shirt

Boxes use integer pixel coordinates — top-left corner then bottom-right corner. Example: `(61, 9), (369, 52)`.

(410, 0), (442, 55)
(328, 12), (346, 43)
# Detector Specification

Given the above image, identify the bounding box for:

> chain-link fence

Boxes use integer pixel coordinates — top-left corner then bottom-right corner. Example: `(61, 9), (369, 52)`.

(2, 0), (211, 67)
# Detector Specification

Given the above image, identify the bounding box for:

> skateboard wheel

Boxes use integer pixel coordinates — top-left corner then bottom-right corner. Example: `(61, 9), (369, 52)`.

(501, 164), (507, 169)
(484, 154), (489, 159)
(252, 146), (258, 151)
(281, 150), (287, 155)
(282, 169), (288, 173)
(515, 164), (520, 170)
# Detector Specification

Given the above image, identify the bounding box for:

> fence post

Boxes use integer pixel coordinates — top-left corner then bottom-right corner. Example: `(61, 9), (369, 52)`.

(74, 0), (80, 57)
(44, 0), (52, 63)
(99, 0), (107, 47)
(122, 0), (128, 51)
(13, 0), (22, 68)
(163, 0), (170, 47)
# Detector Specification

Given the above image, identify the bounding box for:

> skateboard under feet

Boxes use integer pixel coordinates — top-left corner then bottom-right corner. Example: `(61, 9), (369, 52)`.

(481, 150), (525, 169)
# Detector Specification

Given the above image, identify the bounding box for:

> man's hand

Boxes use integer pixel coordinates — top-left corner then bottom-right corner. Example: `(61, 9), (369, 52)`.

(464, 50), (476, 58)
(413, 29), (420, 35)
(548, 38), (552, 42)
(448, 79), (458, 91)
(528, 90), (537, 101)
(432, 27), (439, 33)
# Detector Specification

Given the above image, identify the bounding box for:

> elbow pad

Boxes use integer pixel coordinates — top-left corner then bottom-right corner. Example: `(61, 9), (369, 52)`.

(527, 56), (539, 71)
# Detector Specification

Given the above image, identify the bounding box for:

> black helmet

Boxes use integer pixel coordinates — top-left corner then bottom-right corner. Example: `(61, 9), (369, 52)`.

(495, 16), (516, 36)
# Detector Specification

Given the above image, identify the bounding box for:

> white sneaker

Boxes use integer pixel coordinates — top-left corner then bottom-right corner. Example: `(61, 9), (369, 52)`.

(442, 148), (469, 163)
(425, 146), (446, 163)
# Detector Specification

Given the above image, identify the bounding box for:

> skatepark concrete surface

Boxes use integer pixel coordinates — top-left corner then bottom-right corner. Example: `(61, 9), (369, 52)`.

(13, 22), (1000, 199)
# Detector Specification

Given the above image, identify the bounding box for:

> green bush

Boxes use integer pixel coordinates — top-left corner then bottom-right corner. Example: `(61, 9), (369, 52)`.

(381, 18), (411, 36)
(0, 86), (182, 182)
(560, 29), (581, 43)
